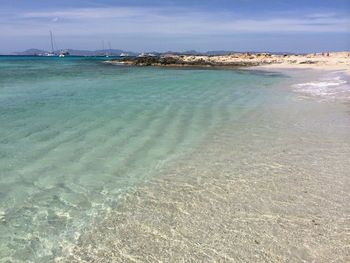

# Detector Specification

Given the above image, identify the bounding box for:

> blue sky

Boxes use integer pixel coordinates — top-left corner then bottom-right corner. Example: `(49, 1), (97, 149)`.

(0, 0), (349, 53)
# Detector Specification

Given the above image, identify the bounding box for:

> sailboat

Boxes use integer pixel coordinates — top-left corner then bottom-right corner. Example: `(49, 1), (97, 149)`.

(100, 40), (106, 57)
(46, 31), (69, 57)
(107, 42), (112, 57)
(46, 31), (56, 56)
(100, 40), (112, 57)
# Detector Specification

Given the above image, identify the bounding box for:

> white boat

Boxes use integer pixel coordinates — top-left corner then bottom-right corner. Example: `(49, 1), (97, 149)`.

(59, 50), (70, 58)
(138, 53), (156, 57)
(120, 53), (129, 57)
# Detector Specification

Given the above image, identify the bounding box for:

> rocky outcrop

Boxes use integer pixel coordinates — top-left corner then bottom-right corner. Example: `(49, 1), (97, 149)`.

(106, 52), (350, 69)
(116, 55), (261, 67)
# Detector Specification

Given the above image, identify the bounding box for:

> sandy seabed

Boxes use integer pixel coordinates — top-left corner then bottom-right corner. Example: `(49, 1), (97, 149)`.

(61, 69), (350, 263)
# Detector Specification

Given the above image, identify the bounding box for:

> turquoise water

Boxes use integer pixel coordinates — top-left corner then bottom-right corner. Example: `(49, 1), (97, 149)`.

(0, 57), (284, 261)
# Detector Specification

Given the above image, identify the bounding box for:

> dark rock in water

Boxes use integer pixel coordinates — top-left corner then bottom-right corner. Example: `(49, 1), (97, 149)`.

(159, 56), (185, 65)
(299, 61), (317, 64)
(311, 219), (320, 226)
(134, 56), (160, 66)
(119, 55), (261, 68)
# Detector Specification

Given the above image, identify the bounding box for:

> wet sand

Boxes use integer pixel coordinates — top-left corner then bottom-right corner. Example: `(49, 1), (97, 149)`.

(254, 64), (350, 77)
(60, 70), (350, 262)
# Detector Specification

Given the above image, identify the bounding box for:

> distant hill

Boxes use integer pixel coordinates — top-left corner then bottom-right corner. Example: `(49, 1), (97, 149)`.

(14, 49), (47, 55)
(68, 49), (139, 56)
(13, 49), (139, 56)
(12, 49), (300, 56)
(163, 50), (202, 55)
(205, 50), (237, 55)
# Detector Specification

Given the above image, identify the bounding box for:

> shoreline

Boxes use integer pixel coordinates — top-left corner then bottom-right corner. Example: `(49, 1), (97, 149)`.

(252, 63), (350, 77)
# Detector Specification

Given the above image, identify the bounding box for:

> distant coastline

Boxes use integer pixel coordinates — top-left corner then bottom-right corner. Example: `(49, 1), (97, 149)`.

(5, 48), (308, 57)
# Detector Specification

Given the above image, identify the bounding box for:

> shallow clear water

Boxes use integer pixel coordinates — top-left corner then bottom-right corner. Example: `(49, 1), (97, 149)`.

(62, 68), (350, 263)
(0, 57), (286, 261)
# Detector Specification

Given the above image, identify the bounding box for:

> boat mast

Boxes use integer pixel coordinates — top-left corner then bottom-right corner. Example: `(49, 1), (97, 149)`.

(108, 42), (112, 56)
(50, 30), (55, 54)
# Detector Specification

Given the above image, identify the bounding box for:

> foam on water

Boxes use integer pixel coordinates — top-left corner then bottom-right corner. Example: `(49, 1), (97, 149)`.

(292, 71), (350, 101)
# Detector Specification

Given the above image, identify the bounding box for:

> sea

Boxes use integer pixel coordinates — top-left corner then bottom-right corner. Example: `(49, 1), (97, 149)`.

(0, 56), (349, 262)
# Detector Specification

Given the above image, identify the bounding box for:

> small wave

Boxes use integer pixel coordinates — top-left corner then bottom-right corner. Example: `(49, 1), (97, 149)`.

(292, 72), (350, 100)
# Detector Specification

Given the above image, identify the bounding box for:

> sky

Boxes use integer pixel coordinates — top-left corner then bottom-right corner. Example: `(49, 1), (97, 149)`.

(0, 0), (349, 53)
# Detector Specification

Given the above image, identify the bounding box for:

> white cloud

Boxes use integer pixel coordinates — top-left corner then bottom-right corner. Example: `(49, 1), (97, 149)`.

(19, 7), (151, 20)
(1, 7), (349, 38)
(305, 12), (337, 19)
